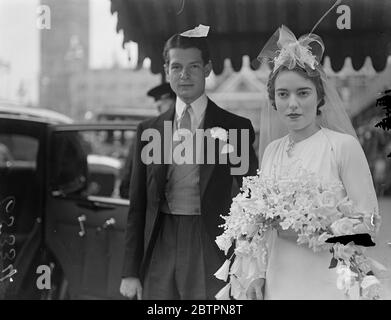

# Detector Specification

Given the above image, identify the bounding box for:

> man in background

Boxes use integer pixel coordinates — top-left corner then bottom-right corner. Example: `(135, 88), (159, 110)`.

(148, 82), (176, 114)
(119, 83), (176, 198)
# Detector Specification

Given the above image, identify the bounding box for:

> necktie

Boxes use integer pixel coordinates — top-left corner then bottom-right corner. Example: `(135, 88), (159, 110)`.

(179, 104), (192, 132)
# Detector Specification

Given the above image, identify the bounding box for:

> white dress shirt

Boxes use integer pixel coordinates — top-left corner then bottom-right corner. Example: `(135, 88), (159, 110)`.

(175, 94), (208, 132)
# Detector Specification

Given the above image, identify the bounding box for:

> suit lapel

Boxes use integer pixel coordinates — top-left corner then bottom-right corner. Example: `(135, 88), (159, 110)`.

(200, 99), (219, 200)
(152, 106), (175, 199)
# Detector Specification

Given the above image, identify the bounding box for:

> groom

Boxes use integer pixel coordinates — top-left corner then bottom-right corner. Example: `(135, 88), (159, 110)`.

(120, 27), (258, 300)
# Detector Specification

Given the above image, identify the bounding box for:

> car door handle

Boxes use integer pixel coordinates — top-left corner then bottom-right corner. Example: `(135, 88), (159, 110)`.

(96, 218), (116, 232)
(76, 201), (115, 211)
(78, 214), (86, 237)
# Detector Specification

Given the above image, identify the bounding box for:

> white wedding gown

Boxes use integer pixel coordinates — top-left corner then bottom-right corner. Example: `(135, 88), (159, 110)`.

(260, 127), (379, 300)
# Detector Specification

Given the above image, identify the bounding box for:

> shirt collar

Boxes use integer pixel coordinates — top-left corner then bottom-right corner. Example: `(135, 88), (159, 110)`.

(175, 94), (208, 122)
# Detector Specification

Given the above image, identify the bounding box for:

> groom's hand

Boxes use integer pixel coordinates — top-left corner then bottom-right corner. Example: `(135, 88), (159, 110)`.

(246, 278), (265, 300)
(120, 277), (143, 300)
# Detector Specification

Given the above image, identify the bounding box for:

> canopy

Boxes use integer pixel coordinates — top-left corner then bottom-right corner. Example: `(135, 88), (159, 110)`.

(111, 0), (391, 74)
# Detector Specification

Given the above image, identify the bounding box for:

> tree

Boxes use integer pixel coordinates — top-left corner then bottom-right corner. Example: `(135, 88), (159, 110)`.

(375, 90), (391, 157)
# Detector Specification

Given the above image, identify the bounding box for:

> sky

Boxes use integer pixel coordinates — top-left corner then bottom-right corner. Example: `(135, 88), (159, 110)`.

(0, 0), (134, 105)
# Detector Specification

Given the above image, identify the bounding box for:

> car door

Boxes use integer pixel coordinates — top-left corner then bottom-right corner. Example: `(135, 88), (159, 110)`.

(45, 123), (137, 299)
(0, 118), (46, 298)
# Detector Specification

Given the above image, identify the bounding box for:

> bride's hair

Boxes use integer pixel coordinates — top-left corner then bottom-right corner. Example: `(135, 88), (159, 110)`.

(267, 65), (326, 115)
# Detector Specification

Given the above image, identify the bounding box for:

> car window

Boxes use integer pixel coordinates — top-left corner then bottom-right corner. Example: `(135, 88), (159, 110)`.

(0, 134), (38, 169)
(0, 134), (40, 237)
(50, 129), (136, 199)
(50, 132), (89, 196)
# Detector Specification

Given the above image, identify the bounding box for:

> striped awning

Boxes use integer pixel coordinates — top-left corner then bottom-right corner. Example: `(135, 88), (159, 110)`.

(111, 0), (391, 74)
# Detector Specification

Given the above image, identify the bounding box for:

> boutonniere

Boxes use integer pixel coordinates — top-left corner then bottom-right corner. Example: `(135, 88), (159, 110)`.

(210, 127), (234, 154)
(210, 127), (228, 141)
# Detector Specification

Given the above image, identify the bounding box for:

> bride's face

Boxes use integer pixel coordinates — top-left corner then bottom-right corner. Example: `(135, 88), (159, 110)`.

(274, 70), (319, 132)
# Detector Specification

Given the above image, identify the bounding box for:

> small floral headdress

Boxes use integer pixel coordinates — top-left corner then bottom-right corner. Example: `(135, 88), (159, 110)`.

(256, 0), (341, 75)
(257, 25), (325, 75)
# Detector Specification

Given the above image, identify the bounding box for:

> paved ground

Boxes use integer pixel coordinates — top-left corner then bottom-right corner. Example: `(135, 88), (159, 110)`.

(366, 197), (391, 299)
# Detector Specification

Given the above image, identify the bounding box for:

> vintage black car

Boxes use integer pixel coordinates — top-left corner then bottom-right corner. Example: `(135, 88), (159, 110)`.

(0, 106), (146, 299)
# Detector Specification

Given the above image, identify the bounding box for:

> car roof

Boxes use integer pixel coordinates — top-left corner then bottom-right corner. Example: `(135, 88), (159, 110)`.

(0, 106), (73, 124)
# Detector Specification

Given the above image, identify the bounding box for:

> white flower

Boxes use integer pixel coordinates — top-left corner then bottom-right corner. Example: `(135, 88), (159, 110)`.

(361, 275), (382, 300)
(214, 259), (231, 281)
(299, 46), (317, 69)
(337, 197), (356, 217)
(336, 265), (357, 292)
(361, 275), (380, 290)
(333, 243), (356, 261)
(240, 223), (258, 237)
(279, 220), (291, 230)
(249, 199), (266, 212)
(361, 275), (382, 299)
(314, 203), (338, 218)
(215, 283), (231, 300)
(320, 190), (338, 208)
(273, 41), (317, 72)
(210, 127), (228, 142)
(330, 217), (356, 236)
(215, 235), (232, 255)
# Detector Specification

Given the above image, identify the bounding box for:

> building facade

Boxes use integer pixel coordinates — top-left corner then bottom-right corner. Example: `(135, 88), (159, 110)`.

(39, 0), (89, 116)
(69, 66), (161, 120)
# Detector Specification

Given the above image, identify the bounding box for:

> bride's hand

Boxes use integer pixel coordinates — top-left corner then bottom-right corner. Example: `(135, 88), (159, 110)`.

(246, 278), (265, 300)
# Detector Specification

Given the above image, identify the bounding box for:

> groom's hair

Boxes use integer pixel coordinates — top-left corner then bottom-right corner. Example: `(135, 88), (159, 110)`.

(163, 34), (210, 65)
(267, 65), (326, 115)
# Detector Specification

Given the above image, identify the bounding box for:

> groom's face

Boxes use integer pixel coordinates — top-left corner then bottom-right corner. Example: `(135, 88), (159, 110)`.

(165, 47), (212, 104)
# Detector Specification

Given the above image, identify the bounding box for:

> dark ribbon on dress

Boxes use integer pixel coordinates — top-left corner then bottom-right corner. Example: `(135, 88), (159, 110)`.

(325, 233), (376, 247)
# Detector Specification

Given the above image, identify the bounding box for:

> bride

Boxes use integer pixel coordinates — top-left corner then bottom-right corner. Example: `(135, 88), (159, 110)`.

(246, 25), (381, 300)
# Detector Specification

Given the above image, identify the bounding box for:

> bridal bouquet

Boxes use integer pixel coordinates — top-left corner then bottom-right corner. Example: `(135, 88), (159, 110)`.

(214, 167), (385, 300)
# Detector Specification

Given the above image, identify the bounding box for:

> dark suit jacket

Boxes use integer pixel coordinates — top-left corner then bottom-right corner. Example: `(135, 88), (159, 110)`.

(119, 141), (135, 199)
(122, 98), (258, 279)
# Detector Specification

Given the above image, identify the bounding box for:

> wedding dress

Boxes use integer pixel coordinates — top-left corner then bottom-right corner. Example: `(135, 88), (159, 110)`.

(259, 127), (379, 299)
